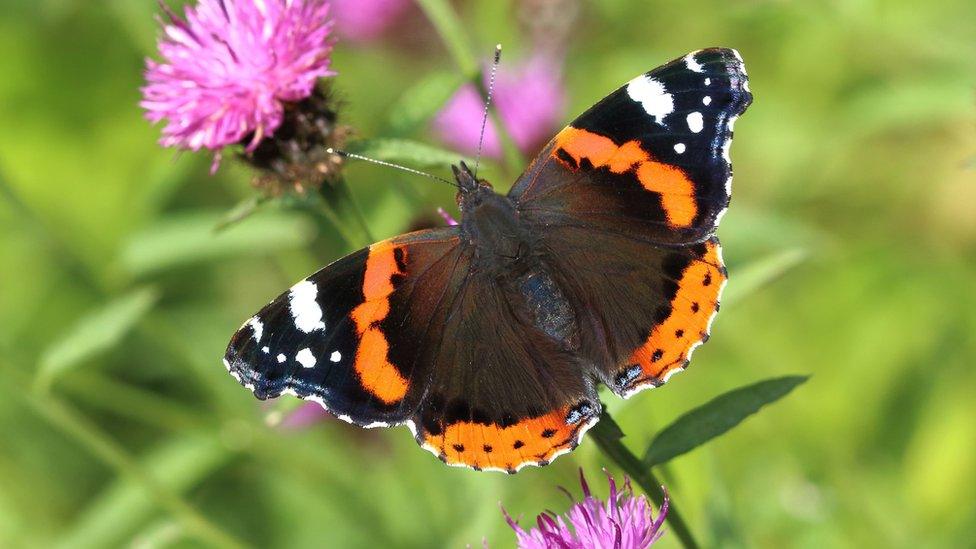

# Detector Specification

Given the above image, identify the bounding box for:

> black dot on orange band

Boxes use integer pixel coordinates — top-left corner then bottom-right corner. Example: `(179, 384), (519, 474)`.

(675, 329), (684, 337)
(513, 440), (525, 449)
(652, 349), (664, 362)
(452, 444), (464, 453)
(703, 273), (712, 286)
(542, 429), (556, 438)
(691, 302), (700, 313)
(483, 444), (493, 453)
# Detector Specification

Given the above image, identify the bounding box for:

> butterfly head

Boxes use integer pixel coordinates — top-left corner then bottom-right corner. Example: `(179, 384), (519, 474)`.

(452, 161), (492, 196)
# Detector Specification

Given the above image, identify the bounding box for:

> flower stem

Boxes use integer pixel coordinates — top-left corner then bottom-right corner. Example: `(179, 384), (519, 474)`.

(333, 177), (375, 243)
(590, 409), (700, 549)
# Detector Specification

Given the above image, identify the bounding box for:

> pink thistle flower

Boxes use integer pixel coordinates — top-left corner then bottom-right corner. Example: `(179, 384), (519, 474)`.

(503, 470), (668, 549)
(329, 0), (412, 42)
(434, 55), (566, 159)
(278, 401), (333, 429)
(141, 0), (336, 154)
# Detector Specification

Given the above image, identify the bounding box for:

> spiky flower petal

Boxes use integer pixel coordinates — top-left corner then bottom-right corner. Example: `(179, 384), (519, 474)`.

(141, 0), (336, 152)
(503, 470), (668, 549)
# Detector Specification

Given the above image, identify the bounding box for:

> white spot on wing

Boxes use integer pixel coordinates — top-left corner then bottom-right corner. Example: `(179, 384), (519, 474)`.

(296, 348), (316, 369)
(247, 317), (264, 342)
(626, 75), (673, 125)
(262, 346), (270, 354)
(330, 350), (342, 363)
(704, 77), (711, 86)
(674, 143), (686, 154)
(703, 96), (712, 106)
(276, 353), (286, 363)
(288, 280), (326, 333)
(685, 52), (704, 72)
(687, 112), (704, 133)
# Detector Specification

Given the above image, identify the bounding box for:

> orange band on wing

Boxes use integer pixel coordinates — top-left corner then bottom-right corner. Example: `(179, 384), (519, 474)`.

(629, 239), (725, 384)
(423, 406), (591, 471)
(350, 242), (409, 404)
(553, 127), (697, 227)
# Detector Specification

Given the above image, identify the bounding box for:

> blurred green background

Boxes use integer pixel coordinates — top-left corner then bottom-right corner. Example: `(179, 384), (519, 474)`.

(1, 0), (975, 547)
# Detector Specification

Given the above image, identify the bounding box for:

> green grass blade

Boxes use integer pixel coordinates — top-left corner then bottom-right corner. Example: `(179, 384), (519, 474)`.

(35, 287), (158, 392)
(56, 432), (234, 549)
(119, 211), (314, 276)
(723, 248), (807, 307)
(414, 0), (477, 76)
(643, 376), (809, 467)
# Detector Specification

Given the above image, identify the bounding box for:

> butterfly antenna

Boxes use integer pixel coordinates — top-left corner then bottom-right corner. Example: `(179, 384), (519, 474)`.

(327, 148), (458, 189)
(473, 44), (502, 178)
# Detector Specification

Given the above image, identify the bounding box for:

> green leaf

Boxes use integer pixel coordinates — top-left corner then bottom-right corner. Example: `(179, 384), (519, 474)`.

(36, 287), (159, 392)
(723, 248), (807, 307)
(386, 71), (464, 136)
(643, 376), (809, 467)
(345, 138), (469, 169)
(120, 210), (315, 276)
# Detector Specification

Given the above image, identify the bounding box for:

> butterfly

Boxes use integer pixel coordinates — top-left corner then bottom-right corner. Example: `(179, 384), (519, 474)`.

(224, 48), (752, 473)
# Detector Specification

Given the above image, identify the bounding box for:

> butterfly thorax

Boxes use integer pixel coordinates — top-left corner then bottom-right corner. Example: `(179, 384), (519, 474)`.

(459, 185), (526, 265)
(453, 164), (581, 348)
(454, 163), (528, 267)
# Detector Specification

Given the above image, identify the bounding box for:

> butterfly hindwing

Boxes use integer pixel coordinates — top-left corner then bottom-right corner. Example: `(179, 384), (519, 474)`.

(531, 228), (727, 396)
(409, 264), (601, 472)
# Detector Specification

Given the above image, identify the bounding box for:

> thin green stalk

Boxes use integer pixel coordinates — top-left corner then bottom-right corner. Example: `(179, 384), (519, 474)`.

(24, 392), (248, 549)
(590, 411), (700, 549)
(415, 0), (525, 175)
(333, 177), (375, 243)
(307, 191), (363, 249)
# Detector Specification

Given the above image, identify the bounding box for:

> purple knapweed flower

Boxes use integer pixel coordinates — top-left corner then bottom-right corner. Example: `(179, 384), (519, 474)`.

(503, 470), (668, 549)
(434, 55), (566, 159)
(437, 207), (459, 226)
(278, 401), (333, 429)
(329, 0), (411, 42)
(141, 0), (336, 155)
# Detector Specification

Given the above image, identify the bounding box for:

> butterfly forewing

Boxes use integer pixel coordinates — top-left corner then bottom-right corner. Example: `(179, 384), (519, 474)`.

(511, 48), (751, 244)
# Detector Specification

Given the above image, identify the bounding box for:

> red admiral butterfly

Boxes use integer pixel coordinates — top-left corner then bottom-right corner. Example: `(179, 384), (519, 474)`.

(224, 48), (752, 473)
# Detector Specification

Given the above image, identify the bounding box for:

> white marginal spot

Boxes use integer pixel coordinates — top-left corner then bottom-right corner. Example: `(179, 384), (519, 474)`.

(687, 111), (704, 133)
(674, 143), (686, 154)
(685, 52), (704, 72)
(295, 348), (316, 369)
(626, 75), (673, 125)
(704, 77), (711, 86)
(703, 96), (712, 106)
(276, 353), (286, 363)
(247, 317), (264, 342)
(288, 280), (326, 333)
(261, 346), (270, 354)
(330, 350), (342, 363)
